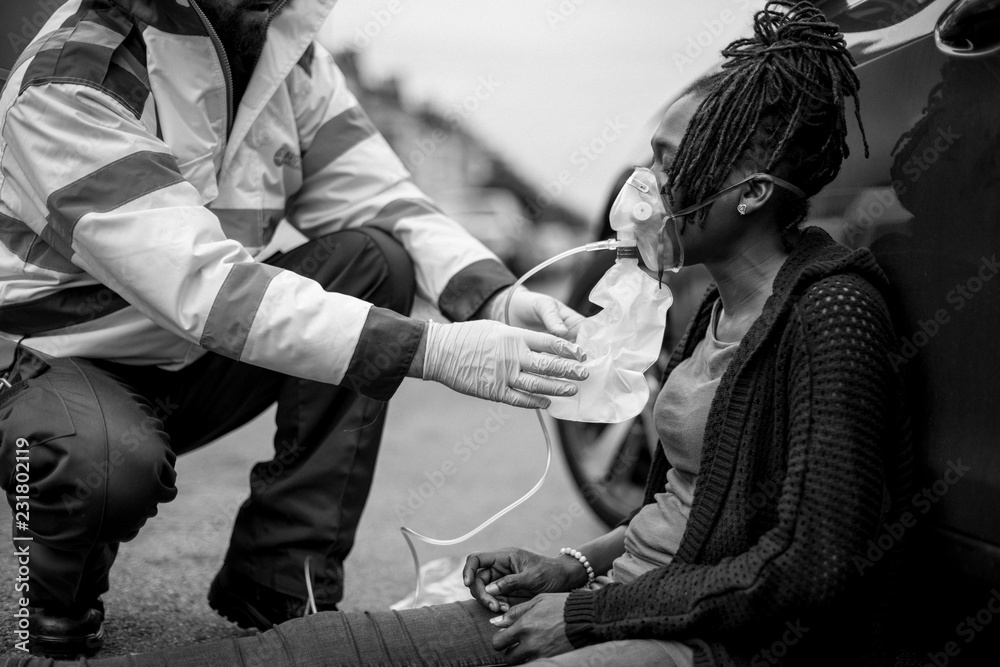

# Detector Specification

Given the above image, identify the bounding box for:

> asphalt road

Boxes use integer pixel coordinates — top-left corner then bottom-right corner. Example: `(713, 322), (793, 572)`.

(0, 338), (606, 658)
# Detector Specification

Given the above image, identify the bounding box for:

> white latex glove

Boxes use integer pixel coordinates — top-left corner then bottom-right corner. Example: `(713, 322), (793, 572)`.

(485, 286), (586, 342)
(420, 320), (588, 409)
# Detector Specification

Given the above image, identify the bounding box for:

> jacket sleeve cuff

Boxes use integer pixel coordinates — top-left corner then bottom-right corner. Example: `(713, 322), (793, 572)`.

(564, 588), (600, 649)
(342, 307), (425, 401)
(438, 259), (516, 322)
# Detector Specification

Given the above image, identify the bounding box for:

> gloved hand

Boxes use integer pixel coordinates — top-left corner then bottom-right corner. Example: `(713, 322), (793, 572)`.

(416, 320), (588, 409)
(484, 287), (585, 342)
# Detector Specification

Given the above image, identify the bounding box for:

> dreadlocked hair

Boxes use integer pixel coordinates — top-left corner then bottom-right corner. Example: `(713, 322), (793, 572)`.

(667, 1), (869, 247)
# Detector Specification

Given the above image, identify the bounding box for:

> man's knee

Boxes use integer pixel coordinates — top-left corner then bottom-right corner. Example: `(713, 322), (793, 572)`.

(29, 433), (172, 540)
(274, 227), (416, 315)
(0, 365), (177, 546)
(356, 226), (416, 315)
(98, 417), (178, 541)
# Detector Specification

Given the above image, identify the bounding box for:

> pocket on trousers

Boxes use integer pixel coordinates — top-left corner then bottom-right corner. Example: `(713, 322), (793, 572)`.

(20, 375), (77, 447)
(1, 375), (77, 492)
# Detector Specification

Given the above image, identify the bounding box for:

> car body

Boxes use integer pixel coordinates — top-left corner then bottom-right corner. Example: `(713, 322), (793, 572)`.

(816, 0), (1000, 584)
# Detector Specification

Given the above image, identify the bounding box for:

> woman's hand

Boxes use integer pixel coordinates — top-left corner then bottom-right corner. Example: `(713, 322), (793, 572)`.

(489, 593), (574, 663)
(463, 548), (585, 613)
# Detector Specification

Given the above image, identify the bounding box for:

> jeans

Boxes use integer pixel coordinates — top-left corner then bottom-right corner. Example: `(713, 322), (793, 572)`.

(0, 227), (415, 610)
(3, 599), (693, 666)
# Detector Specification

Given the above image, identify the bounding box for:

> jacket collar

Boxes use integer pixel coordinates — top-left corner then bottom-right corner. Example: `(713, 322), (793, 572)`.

(227, 0), (338, 170)
(112, 0), (339, 171)
(111, 0), (207, 35)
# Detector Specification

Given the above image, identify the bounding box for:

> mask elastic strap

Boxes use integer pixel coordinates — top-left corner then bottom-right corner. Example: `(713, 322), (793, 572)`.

(754, 173), (807, 199)
(654, 173), (806, 286)
(663, 172), (806, 220)
(663, 175), (754, 223)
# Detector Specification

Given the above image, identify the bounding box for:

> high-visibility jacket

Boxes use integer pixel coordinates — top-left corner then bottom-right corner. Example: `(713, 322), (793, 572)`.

(0, 0), (515, 399)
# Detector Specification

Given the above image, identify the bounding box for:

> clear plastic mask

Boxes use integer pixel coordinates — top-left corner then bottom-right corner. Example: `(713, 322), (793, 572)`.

(609, 167), (683, 275)
(611, 167), (807, 280)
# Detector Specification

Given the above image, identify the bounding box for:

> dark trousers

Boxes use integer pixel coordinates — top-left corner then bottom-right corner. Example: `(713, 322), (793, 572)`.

(0, 227), (415, 610)
(0, 601), (689, 667)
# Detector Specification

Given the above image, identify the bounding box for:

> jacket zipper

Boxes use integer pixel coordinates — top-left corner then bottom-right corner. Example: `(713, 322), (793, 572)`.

(189, 0), (234, 137)
(250, 0), (290, 75)
(266, 0), (291, 36)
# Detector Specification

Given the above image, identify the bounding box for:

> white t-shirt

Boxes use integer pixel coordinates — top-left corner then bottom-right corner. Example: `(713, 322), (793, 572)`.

(610, 299), (740, 584)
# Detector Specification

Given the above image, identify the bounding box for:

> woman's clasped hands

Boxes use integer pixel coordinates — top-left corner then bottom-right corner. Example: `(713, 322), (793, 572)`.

(463, 547), (588, 662)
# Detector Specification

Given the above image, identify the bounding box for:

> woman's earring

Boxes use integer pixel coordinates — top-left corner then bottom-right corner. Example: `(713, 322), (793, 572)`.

(737, 203), (747, 215)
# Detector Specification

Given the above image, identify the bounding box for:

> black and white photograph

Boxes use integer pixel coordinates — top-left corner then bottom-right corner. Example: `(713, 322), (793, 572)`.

(0, 0), (998, 664)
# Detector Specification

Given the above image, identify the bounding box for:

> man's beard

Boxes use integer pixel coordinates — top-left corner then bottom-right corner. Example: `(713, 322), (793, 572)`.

(199, 1), (272, 61)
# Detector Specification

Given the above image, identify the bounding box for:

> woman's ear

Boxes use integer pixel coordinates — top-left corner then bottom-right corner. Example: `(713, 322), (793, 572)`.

(739, 177), (775, 216)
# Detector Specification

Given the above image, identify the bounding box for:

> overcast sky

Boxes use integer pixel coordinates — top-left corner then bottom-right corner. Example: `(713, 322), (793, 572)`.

(319, 1), (759, 225)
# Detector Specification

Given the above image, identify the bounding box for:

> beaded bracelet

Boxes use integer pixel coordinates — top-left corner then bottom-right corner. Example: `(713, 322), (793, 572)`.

(559, 547), (595, 586)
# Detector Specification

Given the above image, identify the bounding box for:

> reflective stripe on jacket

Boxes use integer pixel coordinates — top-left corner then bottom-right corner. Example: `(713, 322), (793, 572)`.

(0, 0), (514, 395)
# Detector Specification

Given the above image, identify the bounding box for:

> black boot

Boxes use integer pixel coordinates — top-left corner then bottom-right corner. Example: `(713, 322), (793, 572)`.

(208, 565), (338, 631)
(28, 598), (105, 658)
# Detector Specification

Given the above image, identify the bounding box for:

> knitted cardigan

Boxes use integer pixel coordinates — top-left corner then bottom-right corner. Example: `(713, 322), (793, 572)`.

(563, 227), (913, 666)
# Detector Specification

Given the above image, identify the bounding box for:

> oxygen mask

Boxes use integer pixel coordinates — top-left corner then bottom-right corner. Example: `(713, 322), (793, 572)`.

(609, 166), (684, 278)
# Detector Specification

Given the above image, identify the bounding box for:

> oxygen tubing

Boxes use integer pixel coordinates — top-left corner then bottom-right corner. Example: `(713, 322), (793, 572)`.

(300, 239), (629, 613)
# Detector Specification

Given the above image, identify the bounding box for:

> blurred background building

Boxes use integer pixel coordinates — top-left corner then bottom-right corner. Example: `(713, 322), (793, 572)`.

(317, 0), (757, 278)
(0, 0), (759, 280)
(335, 50), (588, 275)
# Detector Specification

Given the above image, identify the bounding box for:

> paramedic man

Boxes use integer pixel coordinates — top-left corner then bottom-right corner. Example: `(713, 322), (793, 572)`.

(0, 0), (587, 656)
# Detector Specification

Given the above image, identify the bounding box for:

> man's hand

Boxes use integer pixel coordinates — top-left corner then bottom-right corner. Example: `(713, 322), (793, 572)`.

(413, 320), (588, 409)
(463, 548), (585, 613)
(484, 287), (585, 341)
(489, 593), (574, 663)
